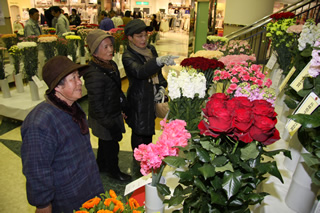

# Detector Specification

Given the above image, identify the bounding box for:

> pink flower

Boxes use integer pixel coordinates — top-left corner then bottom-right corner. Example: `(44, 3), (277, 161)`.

(229, 83), (238, 90)
(256, 79), (264, 86)
(264, 79), (272, 88)
(214, 76), (220, 81)
(231, 77), (239, 83)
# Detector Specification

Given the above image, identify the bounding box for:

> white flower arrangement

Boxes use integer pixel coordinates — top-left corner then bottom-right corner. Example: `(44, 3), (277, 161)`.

(38, 36), (58, 43)
(62, 32), (75, 37)
(17, 29), (24, 36)
(298, 19), (320, 51)
(17, 42), (37, 49)
(207, 35), (229, 43)
(168, 68), (206, 100)
(190, 50), (224, 59)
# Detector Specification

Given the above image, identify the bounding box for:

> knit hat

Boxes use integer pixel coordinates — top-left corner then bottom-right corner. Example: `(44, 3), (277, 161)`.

(42, 56), (88, 95)
(124, 19), (153, 36)
(86, 29), (114, 54)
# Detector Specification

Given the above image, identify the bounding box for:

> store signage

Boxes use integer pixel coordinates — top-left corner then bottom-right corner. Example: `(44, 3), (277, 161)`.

(136, 1), (149, 5)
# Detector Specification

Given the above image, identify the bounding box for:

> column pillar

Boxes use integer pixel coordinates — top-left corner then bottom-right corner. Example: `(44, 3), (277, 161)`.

(194, 0), (209, 53)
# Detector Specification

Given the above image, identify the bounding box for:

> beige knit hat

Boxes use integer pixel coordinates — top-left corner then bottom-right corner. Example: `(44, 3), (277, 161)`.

(86, 29), (115, 54)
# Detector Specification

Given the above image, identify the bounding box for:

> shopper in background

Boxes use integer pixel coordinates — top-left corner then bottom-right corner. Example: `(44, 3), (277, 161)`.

(21, 56), (104, 213)
(69, 8), (81, 26)
(84, 29), (131, 182)
(99, 11), (114, 31)
(44, 8), (54, 27)
(122, 10), (132, 26)
(111, 11), (124, 28)
(150, 14), (160, 31)
(51, 6), (70, 37)
(24, 8), (42, 37)
(122, 19), (178, 151)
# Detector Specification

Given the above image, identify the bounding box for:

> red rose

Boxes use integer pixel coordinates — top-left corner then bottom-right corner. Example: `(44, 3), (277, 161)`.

(233, 129), (253, 143)
(198, 120), (220, 138)
(232, 108), (254, 132)
(253, 100), (277, 117)
(211, 93), (229, 100)
(203, 98), (226, 116)
(207, 108), (234, 133)
(250, 115), (277, 142)
(262, 129), (280, 145)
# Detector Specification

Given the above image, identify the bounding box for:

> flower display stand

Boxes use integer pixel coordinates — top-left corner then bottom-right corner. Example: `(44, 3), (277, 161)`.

(29, 81), (40, 101)
(145, 177), (166, 213)
(14, 73), (24, 93)
(0, 78), (11, 98)
(285, 148), (320, 213)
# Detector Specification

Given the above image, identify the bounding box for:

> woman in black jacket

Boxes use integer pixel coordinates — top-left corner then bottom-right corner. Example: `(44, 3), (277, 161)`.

(122, 19), (178, 151)
(84, 29), (131, 182)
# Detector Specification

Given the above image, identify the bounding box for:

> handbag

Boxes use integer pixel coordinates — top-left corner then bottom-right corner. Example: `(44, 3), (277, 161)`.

(155, 90), (169, 119)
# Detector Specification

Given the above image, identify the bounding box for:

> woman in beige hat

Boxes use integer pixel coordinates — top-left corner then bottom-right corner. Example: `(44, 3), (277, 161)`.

(84, 29), (131, 182)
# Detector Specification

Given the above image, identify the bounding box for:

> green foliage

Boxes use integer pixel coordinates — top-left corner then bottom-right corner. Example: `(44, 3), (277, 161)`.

(21, 46), (38, 81)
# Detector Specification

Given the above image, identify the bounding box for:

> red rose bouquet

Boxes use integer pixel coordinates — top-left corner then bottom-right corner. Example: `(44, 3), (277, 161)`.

(161, 93), (291, 212)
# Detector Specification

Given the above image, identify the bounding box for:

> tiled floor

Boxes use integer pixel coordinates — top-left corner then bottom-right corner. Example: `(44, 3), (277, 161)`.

(0, 30), (189, 212)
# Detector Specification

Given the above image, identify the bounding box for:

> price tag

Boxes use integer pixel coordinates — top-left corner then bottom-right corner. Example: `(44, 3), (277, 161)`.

(124, 173), (152, 196)
(279, 66), (296, 93)
(266, 52), (277, 70)
(290, 61), (311, 92)
(286, 91), (320, 136)
(31, 75), (44, 88)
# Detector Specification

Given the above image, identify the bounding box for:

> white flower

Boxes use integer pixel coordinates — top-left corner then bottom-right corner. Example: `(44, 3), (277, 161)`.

(168, 70), (181, 99)
(38, 36), (57, 43)
(298, 19), (320, 51)
(17, 42), (37, 49)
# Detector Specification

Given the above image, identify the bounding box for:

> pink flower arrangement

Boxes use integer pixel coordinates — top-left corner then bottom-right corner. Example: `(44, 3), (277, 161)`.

(220, 40), (253, 56)
(218, 54), (256, 68)
(134, 119), (191, 186)
(286, 24), (304, 34)
(309, 39), (320, 77)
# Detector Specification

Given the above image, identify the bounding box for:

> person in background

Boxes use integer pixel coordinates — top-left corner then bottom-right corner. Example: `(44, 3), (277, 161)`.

(51, 6), (70, 37)
(21, 56), (104, 213)
(24, 8), (42, 37)
(122, 10), (132, 26)
(111, 11), (124, 28)
(84, 29), (131, 182)
(69, 9), (81, 26)
(122, 19), (178, 151)
(44, 8), (54, 27)
(150, 14), (160, 31)
(64, 13), (69, 20)
(99, 11), (114, 31)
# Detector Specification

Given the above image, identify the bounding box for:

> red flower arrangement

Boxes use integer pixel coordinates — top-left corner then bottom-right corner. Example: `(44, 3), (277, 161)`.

(180, 56), (224, 71)
(198, 93), (280, 145)
(270, 12), (295, 20)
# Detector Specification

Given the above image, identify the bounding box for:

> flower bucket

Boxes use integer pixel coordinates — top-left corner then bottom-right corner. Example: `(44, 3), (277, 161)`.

(285, 148), (320, 213)
(14, 73), (24, 93)
(29, 80), (40, 101)
(145, 176), (166, 213)
(0, 78), (11, 98)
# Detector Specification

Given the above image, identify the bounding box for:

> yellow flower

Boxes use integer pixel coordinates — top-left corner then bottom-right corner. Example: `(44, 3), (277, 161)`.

(65, 35), (81, 40)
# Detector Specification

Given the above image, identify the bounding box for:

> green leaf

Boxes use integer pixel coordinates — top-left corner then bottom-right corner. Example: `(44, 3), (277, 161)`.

(210, 191), (227, 206)
(289, 114), (320, 129)
(196, 147), (211, 162)
(222, 171), (242, 199)
(167, 195), (186, 207)
(157, 183), (171, 196)
(200, 141), (223, 155)
(212, 156), (228, 166)
(210, 176), (223, 190)
(215, 162), (234, 173)
(284, 94), (300, 109)
(174, 170), (194, 182)
(263, 149), (292, 159)
(301, 153), (320, 168)
(194, 177), (207, 192)
(303, 77), (314, 90)
(163, 156), (186, 168)
(311, 172), (320, 186)
(198, 163), (216, 179)
(240, 142), (259, 161)
(258, 161), (284, 183)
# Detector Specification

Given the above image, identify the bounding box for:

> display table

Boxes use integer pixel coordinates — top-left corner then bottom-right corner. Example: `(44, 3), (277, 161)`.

(0, 79), (87, 121)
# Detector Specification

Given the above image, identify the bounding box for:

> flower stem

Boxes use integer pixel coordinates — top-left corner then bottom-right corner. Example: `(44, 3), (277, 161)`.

(232, 140), (239, 154)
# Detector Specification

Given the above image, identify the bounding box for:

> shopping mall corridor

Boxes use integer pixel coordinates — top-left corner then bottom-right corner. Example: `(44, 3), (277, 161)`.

(0, 30), (189, 212)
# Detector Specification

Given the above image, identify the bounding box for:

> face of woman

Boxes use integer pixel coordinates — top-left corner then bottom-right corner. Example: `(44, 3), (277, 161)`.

(128, 31), (148, 49)
(55, 71), (82, 106)
(94, 37), (114, 61)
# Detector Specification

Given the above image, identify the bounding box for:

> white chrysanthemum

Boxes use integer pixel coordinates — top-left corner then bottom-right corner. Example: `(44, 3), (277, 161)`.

(17, 42), (37, 49)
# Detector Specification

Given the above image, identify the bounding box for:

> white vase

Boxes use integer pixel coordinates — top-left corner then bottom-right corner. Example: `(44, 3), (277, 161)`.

(285, 148), (320, 213)
(145, 177), (166, 213)
(14, 73), (24, 93)
(29, 80), (40, 101)
(80, 56), (86, 65)
(0, 78), (11, 98)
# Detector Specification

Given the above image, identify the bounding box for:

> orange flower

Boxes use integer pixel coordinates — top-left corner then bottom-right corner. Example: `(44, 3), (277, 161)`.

(97, 210), (113, 213)
(104, 198), (124, 212)
(132, 211), (141, 213)
(129, 198), (140, 209)
(82, 197), (101, 209)
(75, 211), (89, 213)
(109, 189), (117, 199)
(38, 34), (58, 38)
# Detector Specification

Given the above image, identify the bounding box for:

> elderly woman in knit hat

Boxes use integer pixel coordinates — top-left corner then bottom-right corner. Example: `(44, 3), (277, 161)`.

(122, 19), (178, 152)
(21, 56), (104, 213)
(83, 29), (131, 182)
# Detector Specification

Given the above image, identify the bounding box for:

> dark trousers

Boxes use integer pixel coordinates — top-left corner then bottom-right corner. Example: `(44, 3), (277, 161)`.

(97, 138), (120, 173)
(131, 131), (152, 151)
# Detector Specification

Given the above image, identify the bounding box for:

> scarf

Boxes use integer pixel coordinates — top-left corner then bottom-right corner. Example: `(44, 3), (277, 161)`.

(91, 55), (115, 71)
(129, 41), (159, 84)
(47, 93), (89, 135)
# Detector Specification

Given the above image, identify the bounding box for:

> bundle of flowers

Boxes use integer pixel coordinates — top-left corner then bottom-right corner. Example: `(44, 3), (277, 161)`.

(218, 54), (256, 68)
(220, 40), (253, 56)
(22, 35), (38, 42)
(134, 119), (191, 186)
(16, 29), (24, 40)
(180, 56), (224, 91)
(75, 189), (144, 213)
(161, 93), (290, 212)
(111, 30), (128, 53)
(189, 50), (224, 59)
(1, 34), (17, 50)
(234, 82), (276, 106)
(76, 25), (86, 30)
(63, 32), (76, 37)
(202, 43), (218, 51)
(66, 35), (81, 62)
(42, 27), (56, 35)
(308, 39), (320, 77)
(207, 35), (229, 47)
(298, 19), (320, 52)
(56, 38), (68, 56)
(0, 47), (6, 79)
(38, 36), (57, 61)
(213, 63), (271, 94)
(266, 12), (296, 74)
(70, 27), (78, 32)
(109, 28), (125, 34)
(167, 68), (206, 131)
(270, 11), (295, 20)
(17, 42), (38, 80)
(8, 45), (22, 74)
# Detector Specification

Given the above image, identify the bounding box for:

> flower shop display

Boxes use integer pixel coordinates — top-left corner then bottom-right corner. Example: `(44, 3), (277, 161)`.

(75, 189), (144, 213)
(161, 93), (290, 212)
(65, 35), (81, 62)
(189, 50), (224, 59)
(42, 27), (56, 35)
(22, 35), (38, 42)
(0, 47), (11, 98)
(1, 34), (17, 50)
(38, 36), (57, 61)
(134, 119), (191, 212)
(8, 45), (24, 93)
(167, 68), (207, 131)
(266, 12), (296, 75)
(219, 40), (253, 56)
(56, 38), (68, 56)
